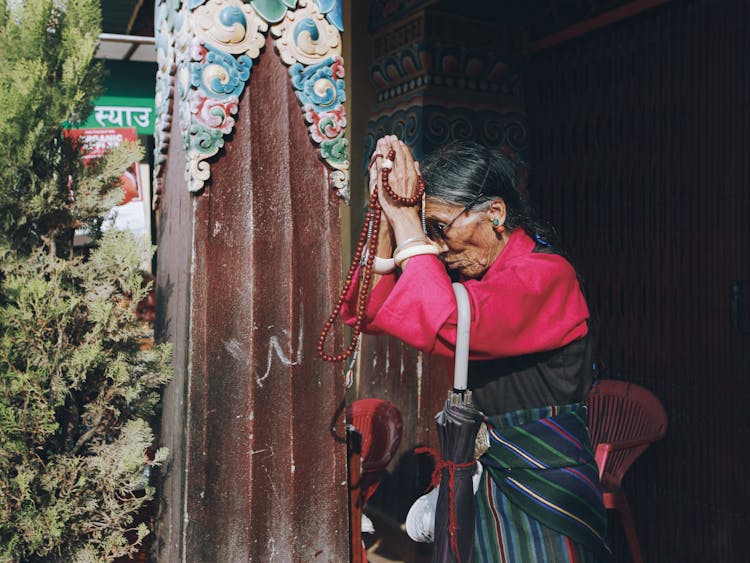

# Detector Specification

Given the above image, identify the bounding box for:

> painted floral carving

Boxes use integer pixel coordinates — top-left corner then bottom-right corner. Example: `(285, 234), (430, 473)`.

(290, 57), (344, 112)
(191, 92), (239, 133)
(190, 43), (253, 98)
(320, 136), (347, 166)
(313, 0), (343, 31)
(273, 4), (349, 197)
(291, 56), (348, 182)
(270, 0), (341, 66)
(158, 0), (348, 196)
(194, 0), (267, 56)
(305, 106), (346, 143)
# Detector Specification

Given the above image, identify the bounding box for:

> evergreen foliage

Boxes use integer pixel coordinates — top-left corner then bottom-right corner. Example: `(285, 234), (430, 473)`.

(0, 1), (172, 560)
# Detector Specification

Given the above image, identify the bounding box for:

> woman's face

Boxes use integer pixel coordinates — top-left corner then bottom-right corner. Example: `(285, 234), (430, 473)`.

(425, 198), (508, 279)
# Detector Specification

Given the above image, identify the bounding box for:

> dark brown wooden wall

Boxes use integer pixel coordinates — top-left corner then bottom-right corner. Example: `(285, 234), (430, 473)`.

(524, 0), (750, 560)
(155, 35), (349, 562)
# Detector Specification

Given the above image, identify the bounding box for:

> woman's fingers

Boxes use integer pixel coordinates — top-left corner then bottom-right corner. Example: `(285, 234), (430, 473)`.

(391, 140), (419, 198)
(385, 139), (407, 200)
(376, 136), (390, 155)
(371, 137), (424, 241)
(396, 140), (416, 170)
(372, 136), (422, 206)
(369, 136), (392, 196)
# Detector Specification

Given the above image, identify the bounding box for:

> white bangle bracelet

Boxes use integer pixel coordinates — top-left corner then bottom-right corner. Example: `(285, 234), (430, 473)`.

(393, 244), (440, 268)
(394, 236), (426, 253)
(362, 247), (396, 274)
(373, 255), (396, 274)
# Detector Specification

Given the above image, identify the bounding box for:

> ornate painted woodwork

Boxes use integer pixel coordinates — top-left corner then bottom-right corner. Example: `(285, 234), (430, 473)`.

(370, 46), (517, 104)
(153, 0), (177, 207)
(366, 103), (529, 167)
(364, 8), (528, 166)
(154, 0), (349, 199)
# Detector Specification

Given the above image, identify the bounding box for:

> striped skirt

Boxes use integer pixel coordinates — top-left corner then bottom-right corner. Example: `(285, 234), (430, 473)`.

(474, 403), (611, 563)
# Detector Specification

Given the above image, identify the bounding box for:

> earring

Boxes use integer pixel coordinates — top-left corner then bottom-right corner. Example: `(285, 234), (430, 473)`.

(492, 218), (500, 227)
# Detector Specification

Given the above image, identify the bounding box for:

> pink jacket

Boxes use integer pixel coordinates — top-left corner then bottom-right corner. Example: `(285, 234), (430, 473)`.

(342, 229), (589, 360)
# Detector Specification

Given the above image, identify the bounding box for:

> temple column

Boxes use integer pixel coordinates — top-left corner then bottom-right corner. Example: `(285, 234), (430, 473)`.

(153, 1), (350, 560)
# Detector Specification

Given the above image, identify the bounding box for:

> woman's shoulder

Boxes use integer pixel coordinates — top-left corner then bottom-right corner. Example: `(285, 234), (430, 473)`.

(497, 230), (576, 274)
(482, 239), (579, 293)
(510, 250), (577, 280)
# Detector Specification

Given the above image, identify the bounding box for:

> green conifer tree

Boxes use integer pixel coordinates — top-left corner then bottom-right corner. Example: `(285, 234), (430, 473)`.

(0, 1), (172, 561)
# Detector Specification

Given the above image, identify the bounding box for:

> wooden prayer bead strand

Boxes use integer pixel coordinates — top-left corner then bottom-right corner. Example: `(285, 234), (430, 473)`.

(317, 190), (380, 362)
(318, 150), (424, 363)
(380, 149), (425, 205)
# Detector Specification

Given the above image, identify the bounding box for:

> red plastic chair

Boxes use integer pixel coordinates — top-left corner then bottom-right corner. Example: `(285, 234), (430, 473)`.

(346, 399), (403, 563)
(585, 380), (667, 563)
(347, 398), (403, 503)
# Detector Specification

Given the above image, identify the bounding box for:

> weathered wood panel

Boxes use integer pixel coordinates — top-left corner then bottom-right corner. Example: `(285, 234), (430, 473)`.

(524, 1), (750, 560)
(156, 34), (349, 562)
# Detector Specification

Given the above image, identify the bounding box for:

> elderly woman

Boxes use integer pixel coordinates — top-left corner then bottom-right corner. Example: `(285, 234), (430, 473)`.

(344, 136), (610, 562)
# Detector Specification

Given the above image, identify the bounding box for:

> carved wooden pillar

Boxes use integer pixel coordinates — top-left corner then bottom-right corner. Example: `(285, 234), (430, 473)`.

(154, 1), (350, 560)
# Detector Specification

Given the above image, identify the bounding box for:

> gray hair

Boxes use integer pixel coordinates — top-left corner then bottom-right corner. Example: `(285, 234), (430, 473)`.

(420, 141), (535, 234)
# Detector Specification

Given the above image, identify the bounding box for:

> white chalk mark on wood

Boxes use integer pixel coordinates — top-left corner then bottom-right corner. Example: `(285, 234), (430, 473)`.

(255, 321), (304, 388)
(223, 338), (249, 367)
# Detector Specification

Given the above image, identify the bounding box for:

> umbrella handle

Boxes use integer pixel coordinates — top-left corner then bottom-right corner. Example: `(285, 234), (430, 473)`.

(452, 283), (471, 391)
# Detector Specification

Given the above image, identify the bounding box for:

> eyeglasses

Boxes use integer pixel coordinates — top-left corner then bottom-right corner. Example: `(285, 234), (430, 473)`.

(426, 192), (485, 241)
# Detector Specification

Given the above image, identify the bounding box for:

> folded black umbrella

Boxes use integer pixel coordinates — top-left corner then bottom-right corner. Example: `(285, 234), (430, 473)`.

(431, 283), (483, 563)
(432, 391), (482, 563)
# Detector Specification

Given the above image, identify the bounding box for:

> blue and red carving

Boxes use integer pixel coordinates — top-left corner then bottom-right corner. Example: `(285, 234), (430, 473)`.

(290, 55), (347, 169)
(190, 43), (253, 98)
(191, 92), (239, 134)
(290, 56), (346, 112)
(370, 43), (520, 102)
(163, 0), (348, 194)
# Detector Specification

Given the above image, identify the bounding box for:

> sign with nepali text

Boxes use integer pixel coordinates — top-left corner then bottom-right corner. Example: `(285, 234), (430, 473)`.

(64, 127), (149, 243)
(90, 105), (153, 133)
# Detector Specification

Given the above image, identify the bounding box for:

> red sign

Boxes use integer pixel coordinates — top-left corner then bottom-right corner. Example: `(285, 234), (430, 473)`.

(64, 127), (142, 205)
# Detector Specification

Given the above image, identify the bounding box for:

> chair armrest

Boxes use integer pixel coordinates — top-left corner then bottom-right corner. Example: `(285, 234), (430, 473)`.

(594, 431), (665, 480)
(599, 431), (665, 453)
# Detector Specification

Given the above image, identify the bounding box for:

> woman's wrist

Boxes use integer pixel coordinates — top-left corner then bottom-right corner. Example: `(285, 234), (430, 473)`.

(391, 218), (424, 246)
(376, 218), (393, 255)
(385, 207), (421, 235)
(368, 218), (395, 277)
(394, 236), (426, 253)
